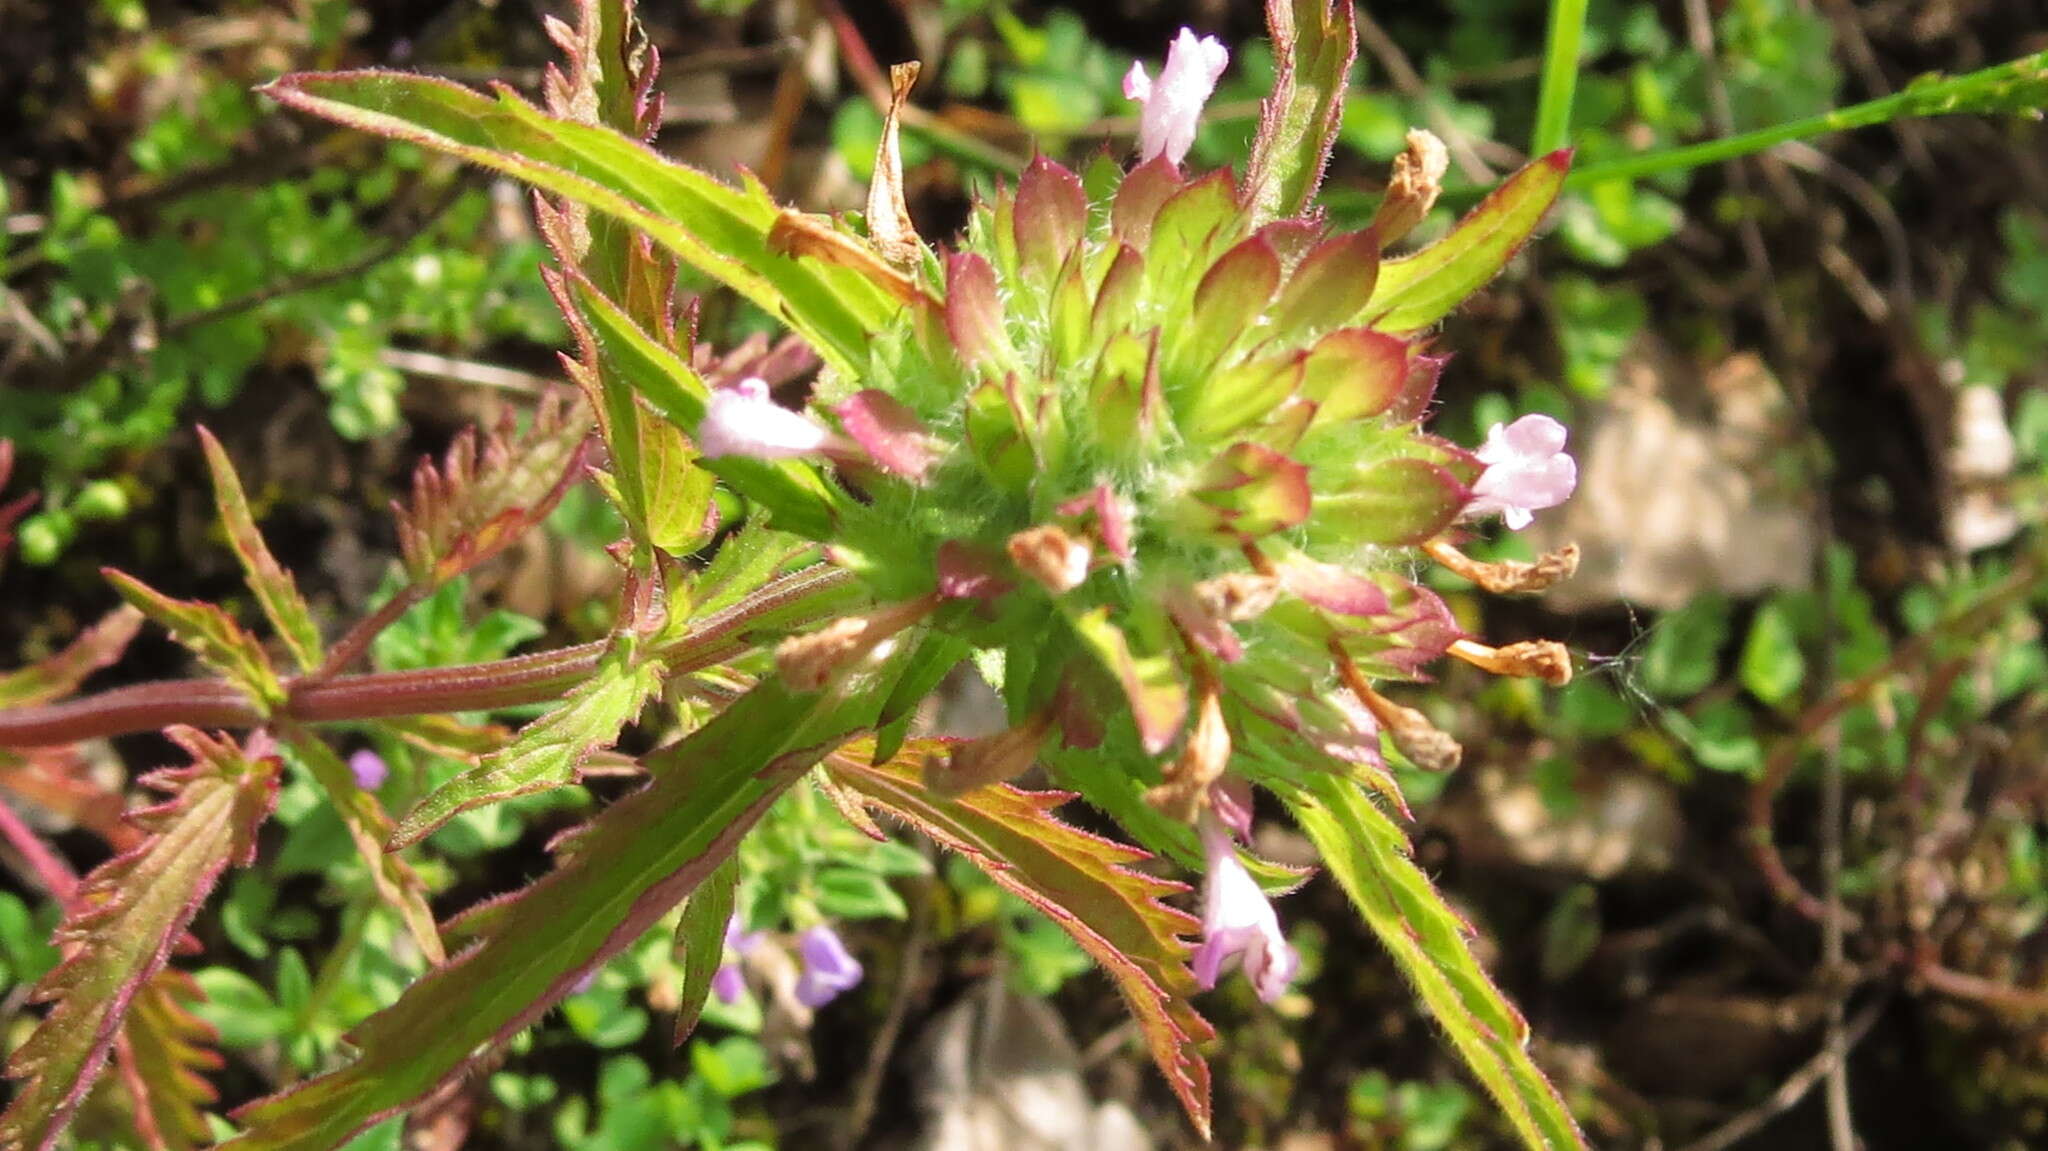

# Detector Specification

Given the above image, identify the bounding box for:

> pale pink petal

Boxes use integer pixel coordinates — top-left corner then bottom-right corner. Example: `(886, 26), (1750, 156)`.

(1125, 28), (1230, 165)
(697, 377), (832, 461)
(1463, 414), (1577, 530)
(1193, 813), (1300, 1003)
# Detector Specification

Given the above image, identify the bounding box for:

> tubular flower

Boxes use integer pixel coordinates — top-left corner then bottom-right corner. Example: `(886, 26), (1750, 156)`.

(347, 749), (388, 790)
(696, 376), (832, 461)
(712, 916), (766, 1005)
(793, 924), (864, 1008)
(1463, 414), (1577, 530)
(1122, 28), (1230, 166)
(1191, 812), (1299, 1003)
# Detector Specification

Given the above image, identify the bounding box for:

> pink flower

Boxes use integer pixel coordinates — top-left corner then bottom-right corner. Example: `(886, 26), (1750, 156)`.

(1123, 28), (1230, 166)
(712, 915), (766, 1005)
(347, 749), (388, 790)
(1464, 414), (1577, 530)
(793, 924), (864, 1008)
(696, 377), (831, 461)
(1191, 813), (1299, 1003)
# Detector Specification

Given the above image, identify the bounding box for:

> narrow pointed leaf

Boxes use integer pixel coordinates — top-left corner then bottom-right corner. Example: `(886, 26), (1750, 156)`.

(103, 572), (282, 710)
(1278, 772), (1586, 1150)
(1362, 151), (1570, 333)
(225, 681), (884, 1151)
(0, 607), (143, 709)
(670, 856), (739, 1046)
(391, 645), (664, 848)
(261, 71), (889, 377)
(0, 728), (278, 1151)
(828, 743), (1215, 1136)
(281, 733), (445, 964)
(198, 428), (323, 673)
(1243, 0), (1358, 223)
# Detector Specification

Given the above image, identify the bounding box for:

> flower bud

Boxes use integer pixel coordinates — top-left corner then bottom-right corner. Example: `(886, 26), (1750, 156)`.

(1372, 129), (1450, 246)
(1007, 524), (1093, 593)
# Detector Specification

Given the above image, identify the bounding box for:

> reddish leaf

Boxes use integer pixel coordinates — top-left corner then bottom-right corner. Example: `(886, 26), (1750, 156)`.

(1183, 442), (1314, 540)
(0, 728), (278, 1151)
(0, 607), (143, 709)
(1271, 227), (1382, 341)
(1298, 328), (1412, 426)
(834, 390), (937, 482)
(394, 391), (594, 589)
(1110, 156), (1183, 247)
(198, 429), (324, 673)
(943, 251), (1011, 371)
(1179, 234), (1283, 377)
(1319, 457), (1470, 547)
(116, 972), (225, 1151)
(828, 743), (1215, 1136)
(225, 682), (875, 1151)
(102, 572), (282, 710)
(1013, 156), (1087, 287)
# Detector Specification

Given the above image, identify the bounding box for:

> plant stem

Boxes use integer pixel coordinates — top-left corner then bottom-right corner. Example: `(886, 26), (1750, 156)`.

(0, 567), (860, 749)
(1530, 0), (1589, 156)
(1566, 49), (2048, 187)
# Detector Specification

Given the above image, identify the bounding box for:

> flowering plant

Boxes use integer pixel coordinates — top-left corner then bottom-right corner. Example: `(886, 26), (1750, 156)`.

(0, 2), (1593, 1147)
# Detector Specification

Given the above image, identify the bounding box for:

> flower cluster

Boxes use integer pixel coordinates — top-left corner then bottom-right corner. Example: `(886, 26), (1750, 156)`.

(714, 917), (866, 1010)
(706, 29), (1579, 1004)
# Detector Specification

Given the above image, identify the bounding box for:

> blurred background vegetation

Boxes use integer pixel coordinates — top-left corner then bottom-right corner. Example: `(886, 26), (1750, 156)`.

(2, 0), (2046, 1148)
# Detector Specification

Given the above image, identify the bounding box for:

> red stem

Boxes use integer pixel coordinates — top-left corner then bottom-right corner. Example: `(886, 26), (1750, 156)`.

(0, 566), (861, 750)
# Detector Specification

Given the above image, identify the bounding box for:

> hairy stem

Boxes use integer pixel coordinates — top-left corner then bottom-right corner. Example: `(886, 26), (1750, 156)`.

(0, 567), (860, 749)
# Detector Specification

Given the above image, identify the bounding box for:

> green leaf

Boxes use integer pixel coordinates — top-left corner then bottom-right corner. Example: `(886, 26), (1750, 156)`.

(226, 681), (881, 1151)
(671, 856), (739, 1046)
(813, 867), (908, 921)
(567, 279), (842, 540)
(191, 968), (286, 1050)
(829, 742), (1215, 1137)
(1639, 595), (1730, 700)
(1243, 0), (1359, 224)
(103, 570), (283, 709)
(0, 728), (279, 1151)
(261, 70), (893, 379)
(391, 642), (663, 848)
(0, 607), (142, 709)
(280, 732), (446, 965)
(1739, 599), (1807, 709)
(1363, 151), (1570, 333)
(1279, 772), (1585, 1151)
(198, 427), (324, 672)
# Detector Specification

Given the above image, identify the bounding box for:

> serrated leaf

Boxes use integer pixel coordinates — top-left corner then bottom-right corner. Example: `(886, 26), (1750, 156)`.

(261, 70), (893, 379)
(116, 972), (225, 1151)
(281, 733), (445, 965)
(567, 278), (841, 540)
(1243, 0), (1358, 224)
(391, 644), (663, 848)
(225, 680), (884, 1151)
(102, 572), (282, 710)
(394, 391), (594, 588)
(828, 743), (1215, 1137)
(0, 607), (143, 709)
(1277, 771), (1586, 1151)
(1362, 151), (1571, 333)
(670, 856), (738, 1046)
(198, 429), (323, 673)
(0, 728), (278, 1151)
